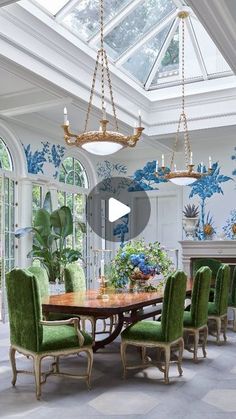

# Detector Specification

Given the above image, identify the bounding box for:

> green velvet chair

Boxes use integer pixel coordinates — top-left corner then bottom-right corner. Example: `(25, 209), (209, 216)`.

(6, 268), (93, 400)
(64, 263), (114, 338)
(183, 266), (211, 362)
(120, 271), (187, 384)
(192, 258), (222, 280)
(228, 266), (236, 332)
(208, 264), (230, 344)
(27, 266), (49, 299)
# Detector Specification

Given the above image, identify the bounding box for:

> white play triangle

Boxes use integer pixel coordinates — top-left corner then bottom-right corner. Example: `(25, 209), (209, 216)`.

(108, 197), (131, 222)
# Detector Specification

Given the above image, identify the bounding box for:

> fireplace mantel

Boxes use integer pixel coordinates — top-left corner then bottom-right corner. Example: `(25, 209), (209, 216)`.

(179, 240), (236, 276)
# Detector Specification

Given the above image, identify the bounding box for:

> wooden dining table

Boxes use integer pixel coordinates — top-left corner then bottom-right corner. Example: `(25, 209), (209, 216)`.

(42, 280), (193, 352)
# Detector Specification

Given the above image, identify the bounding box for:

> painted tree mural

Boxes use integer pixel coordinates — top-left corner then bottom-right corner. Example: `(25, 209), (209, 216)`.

(189, 162), (232, 239)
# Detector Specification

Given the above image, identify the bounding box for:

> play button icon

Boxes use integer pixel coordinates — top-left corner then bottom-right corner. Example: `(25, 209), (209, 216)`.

(108, 198), (131, 222)
(87, 177), (151, 243)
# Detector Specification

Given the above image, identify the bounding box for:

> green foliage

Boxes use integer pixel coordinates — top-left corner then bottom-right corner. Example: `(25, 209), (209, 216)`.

(183, 204), (199, 218)
(15, 193), (85, 282)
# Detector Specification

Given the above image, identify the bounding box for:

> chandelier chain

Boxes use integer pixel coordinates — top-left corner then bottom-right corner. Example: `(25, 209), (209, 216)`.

(84, 49), (100, 132)
(84, 0), (119, 132)
(170, 15), (191, 169)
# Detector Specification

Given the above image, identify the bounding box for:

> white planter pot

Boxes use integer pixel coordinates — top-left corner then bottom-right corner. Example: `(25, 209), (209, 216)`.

(49, 281), (65, 295)
(183, 217), (198, 240)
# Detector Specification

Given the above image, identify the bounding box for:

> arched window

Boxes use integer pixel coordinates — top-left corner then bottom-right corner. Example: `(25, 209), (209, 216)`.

(0, 137), (13, 171)
(59, 157), (89, 189)
(58, 157), (89, 259)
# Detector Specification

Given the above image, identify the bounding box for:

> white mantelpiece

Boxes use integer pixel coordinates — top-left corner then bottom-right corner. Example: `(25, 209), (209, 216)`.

(179, 240), (236, 276)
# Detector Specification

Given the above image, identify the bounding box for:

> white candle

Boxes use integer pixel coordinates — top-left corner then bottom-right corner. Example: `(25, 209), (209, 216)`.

(133, 122), (138, 134)
(209, 156), (212, 169)
(156, 160), (159, 172)
(162, 154), (165, 167)
(102, 103), (106, 120)
(66, 119), (69, 126)
(190, 151), (193, 165)
(138, 109), (142, 127)
(101, 259), (105, 277)
(200, 162), (204, 173)
(174, 164), (177, 172)
(64, 107), (68, 124)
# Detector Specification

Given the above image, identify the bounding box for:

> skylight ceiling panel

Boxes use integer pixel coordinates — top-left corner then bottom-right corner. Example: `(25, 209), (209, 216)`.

(151, 24), (204, 87)
(62, 0), (132, 41)
(190, 18), (231, 76)
(33, 0), (71, 15)
(123, 22), (172, 84)
(104, 0), (176, 60)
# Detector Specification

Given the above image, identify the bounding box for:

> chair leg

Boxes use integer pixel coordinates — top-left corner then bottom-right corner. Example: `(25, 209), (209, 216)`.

(177, 339), (184, 377)
(233, 308), (236, 332)
(193, 330), (200, 362)
(54, 356), (60, 373)
(33, 355), (42, 400)
(86, 349), (93, 390)
(90, 318), (96, 341)
(120, 342), (127, 379)
(109, 316), (114, 335)
(202, 326), (208, 358)
(164, 346), (170, 384)
(223, 316), (227, 342)
(9, 346), (17, 386)
(215, 317), (221, 345)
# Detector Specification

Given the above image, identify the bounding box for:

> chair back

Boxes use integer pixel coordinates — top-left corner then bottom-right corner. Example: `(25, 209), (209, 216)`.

(161, 271), (187, 342)
(27, 266), (49, 299)
(230, 266), (236, 306)
(6, 268), (43, 352)
(214, 264), (230, 315)
(190, 266), (211, 327)
(192, 258), (221, 280)
(64, 263), (86, 293)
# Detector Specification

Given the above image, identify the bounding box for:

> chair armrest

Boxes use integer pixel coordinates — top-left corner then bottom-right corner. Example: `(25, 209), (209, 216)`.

(41, 317), (85, 347)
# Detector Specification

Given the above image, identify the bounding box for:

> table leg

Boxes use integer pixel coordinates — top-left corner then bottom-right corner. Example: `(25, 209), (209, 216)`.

(93, 313), (124, 352)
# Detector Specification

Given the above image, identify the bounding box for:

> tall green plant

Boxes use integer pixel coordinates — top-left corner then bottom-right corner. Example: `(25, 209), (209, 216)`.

(15, 194), (86, 282)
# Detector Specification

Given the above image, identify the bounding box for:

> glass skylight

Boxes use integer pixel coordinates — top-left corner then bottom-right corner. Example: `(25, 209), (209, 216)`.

(30, 0), (233, 90)
(104, 0), (175, 59)
(63, 0), (132, 40)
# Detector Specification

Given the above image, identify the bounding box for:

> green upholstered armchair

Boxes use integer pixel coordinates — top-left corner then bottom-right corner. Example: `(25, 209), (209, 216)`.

(120, 271), (187, 384)
(183, 266), (211, 362)
(6, 268), (93, 400)
(64, 263), (114, 338)
(27, 266), (49, 299)
(228, 266), (236, 332)
(208, 264), (230, 344)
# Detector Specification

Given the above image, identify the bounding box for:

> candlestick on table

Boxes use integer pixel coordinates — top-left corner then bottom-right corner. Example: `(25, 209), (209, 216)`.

(190, 151), (193, 165)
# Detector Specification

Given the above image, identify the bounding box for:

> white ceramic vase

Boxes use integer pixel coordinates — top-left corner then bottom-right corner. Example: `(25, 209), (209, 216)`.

(183, 217), (198, 240)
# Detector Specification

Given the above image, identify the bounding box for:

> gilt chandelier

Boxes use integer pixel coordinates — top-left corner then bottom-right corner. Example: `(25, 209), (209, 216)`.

(62, 0), (144, 156)
(155, 11), (212, 186)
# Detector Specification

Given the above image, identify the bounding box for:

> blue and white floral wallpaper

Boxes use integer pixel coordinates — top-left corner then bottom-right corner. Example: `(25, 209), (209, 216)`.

(23, 141), (65, 178)
(188, 162), (232, 240)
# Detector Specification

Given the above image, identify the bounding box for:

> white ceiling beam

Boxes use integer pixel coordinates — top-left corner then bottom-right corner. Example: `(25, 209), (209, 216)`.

(0, 0), (19, 6)
(186, 18), (208, 81)
(145, 17), (180, 90)
(116, 10), (177, 67)
(55, 0), (80, 22)
(89, 0), (144, 46)
(0, 97), (72, 117)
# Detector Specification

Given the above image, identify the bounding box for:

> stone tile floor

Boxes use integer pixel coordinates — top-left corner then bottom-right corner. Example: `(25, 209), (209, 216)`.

(0, 321), (236, 419)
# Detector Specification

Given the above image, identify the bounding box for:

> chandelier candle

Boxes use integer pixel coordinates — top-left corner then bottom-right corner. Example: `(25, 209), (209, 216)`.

(63, 107), (67, 124)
